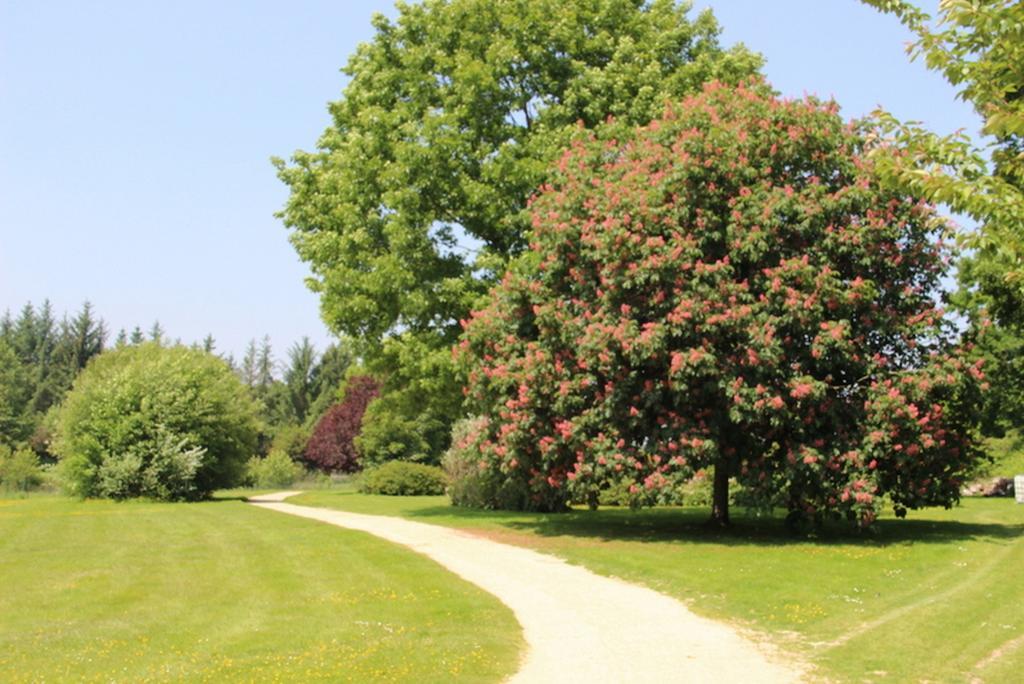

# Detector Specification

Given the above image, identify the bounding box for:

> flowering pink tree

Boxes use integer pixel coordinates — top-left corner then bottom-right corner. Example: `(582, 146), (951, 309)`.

(457, 80), (983, 526)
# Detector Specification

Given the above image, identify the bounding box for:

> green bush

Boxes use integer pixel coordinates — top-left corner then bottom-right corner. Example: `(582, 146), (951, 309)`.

(247, 449), (305, 488)
(359, 461), (447, 496)
(54, 344), (259, 501)
(356, 390), (448, 467)
(442, 417), (530, 509)
(595, 480), (635, 507)
(270, 424), (312, 462)
(591, 474), (749, 509)
(0, 444), (42, 492)
(353, 358), (463, 468)
(95, 426), (207, 500)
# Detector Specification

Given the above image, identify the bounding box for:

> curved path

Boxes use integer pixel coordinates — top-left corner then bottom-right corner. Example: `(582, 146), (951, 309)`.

(248, 492), (805, 683)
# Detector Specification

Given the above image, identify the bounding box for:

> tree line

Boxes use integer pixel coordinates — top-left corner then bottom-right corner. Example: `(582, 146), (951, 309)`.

(0, 300), (353, 461)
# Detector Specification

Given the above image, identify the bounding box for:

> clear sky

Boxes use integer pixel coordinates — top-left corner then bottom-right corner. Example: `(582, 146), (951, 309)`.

(0, 1), (980, 362)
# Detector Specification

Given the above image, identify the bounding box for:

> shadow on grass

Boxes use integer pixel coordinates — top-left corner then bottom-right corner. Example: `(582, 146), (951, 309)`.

(403, 503), (1024, 547)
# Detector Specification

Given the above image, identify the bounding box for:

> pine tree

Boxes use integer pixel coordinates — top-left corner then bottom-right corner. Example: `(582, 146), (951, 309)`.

(239, 339), (259, 387)
(0, 301), (77, 444)
(284, 337), (318, 424)
(0, 310), (13, 340)
(59, 302), (106, 376)
(256, 335), (275, 391)
(33, 301), (58, 367)
(0, 338), (30, 446)
(307, 342), (354, 423)
(12, 303), (37, 364)
(27, 300), (63, 415)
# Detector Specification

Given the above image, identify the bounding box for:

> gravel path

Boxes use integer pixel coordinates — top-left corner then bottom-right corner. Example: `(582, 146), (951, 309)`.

(248, 491), (805, 683)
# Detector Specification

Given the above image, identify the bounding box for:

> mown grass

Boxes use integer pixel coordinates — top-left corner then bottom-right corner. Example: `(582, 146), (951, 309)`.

(292, 490), (1024, 683)
(0, 494), (521, 683)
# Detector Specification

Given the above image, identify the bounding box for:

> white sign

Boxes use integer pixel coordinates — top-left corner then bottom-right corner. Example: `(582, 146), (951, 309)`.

(1015, 475), (1024, 504)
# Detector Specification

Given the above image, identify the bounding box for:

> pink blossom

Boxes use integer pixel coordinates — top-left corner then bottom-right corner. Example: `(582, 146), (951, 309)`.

(790, 382), (813, 399)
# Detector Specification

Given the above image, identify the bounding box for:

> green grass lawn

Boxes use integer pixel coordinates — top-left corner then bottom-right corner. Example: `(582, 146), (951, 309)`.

(0, 495), (521, 683)
(292, 490), (1024, 683)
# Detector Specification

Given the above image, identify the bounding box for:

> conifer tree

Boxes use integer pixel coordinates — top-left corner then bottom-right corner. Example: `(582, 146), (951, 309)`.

(256, 335), (275, 392)
(284, 337), (318, 424)
(239, 339), (259, 388)
(60, 302), (106, 375)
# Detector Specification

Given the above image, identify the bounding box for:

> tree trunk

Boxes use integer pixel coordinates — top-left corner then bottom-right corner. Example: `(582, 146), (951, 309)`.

(709, 461), (731, 527)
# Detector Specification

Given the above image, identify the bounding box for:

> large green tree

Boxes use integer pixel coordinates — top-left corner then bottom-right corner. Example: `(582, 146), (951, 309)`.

(275, 0), (762, 460)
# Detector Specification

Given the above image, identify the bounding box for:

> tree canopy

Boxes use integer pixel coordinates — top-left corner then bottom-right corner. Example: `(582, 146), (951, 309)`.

(274, 0), (762, 461)
(459, 81), (983, 526)
(862, 0), (1023, 299)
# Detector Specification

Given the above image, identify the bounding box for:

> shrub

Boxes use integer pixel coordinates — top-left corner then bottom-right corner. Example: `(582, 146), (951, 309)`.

(591, 472), (742, 509)
(271, 424), (311, 461)
(94, 426), (207, 500)
(355, 346), (464, 466)
(459, 80), (983, 526)
(359, 461), (447, 496)
(356, 387), (451, 467)
(356, 397), (433, 465)
(305, 376), (379, 472)
(54, 344), (259, 501)
(442, 417), (530, 509)
(0, 444), (43, 492)
(247, 449), (305, 488)
(676, 473), (738, 508)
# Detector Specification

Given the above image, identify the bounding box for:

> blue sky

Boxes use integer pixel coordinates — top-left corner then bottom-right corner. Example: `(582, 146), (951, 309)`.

(0, 1), (980, 361)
